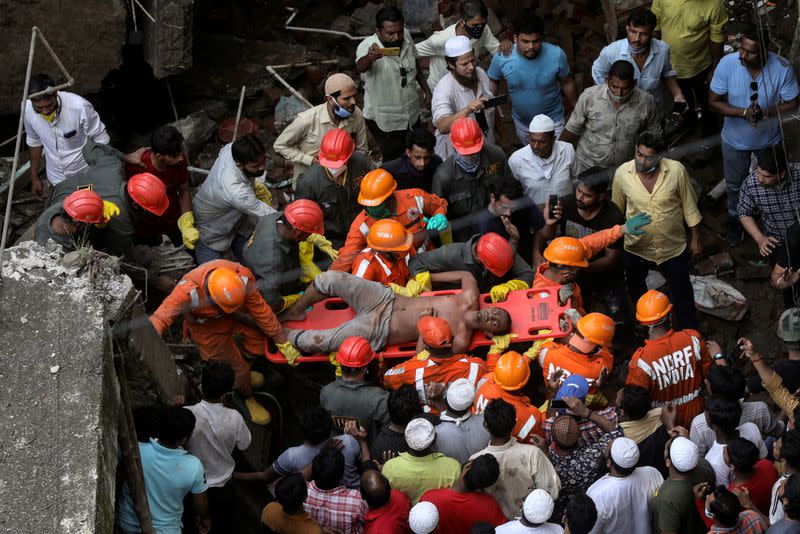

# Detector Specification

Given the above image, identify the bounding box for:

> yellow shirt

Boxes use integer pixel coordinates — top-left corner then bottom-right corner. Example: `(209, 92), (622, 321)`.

(612, 158), (702, 264)
(652, 0), (728, 79)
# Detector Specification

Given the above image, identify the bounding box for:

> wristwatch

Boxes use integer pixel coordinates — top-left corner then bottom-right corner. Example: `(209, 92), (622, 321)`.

(712, 352), (725, 361)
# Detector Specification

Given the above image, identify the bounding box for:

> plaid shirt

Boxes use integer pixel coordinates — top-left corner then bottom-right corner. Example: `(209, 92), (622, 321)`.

(709, 510), (767, 533)
(737, 163), (800, 239)
(543, 405), (618, 448)
(305, 481), (368, 534)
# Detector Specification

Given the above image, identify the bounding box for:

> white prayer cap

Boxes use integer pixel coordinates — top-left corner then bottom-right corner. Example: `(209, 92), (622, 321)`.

(669, 437), (699, 472)
(445, 35), (472, 58)
(446, 378), (475, 411)
(523, 489), (555, 524)
(409, 501), (439, 534)
(610, 437), (640, 469)
(528, 114), (556, 133)
(405, 417), (436, 451)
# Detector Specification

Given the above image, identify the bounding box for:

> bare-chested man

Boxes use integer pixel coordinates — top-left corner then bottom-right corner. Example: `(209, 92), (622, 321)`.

(281, 270), (510, 355)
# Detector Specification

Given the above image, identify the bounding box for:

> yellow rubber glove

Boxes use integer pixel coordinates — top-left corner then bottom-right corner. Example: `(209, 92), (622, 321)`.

(328, 352), (343, 377)
(177, 212), (200, 250)
(299, 241), (322, 283)
(488, 333), (518, 355)
(489, 279), (529, 303)
(415, 350), (430, 361)
(254, 181), (272, 205)
(306, 233), (339, 261)
(523, 329), (553, 361)
(281, 292), (302, 312)
(414, 271), (432, 292)
(276, 341), (302, 366)
(95, 200), (120, 228)
(390, 279), (424, 297)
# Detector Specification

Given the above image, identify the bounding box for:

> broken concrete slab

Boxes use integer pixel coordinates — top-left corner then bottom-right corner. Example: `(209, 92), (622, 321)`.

(170, 110), (217, 159)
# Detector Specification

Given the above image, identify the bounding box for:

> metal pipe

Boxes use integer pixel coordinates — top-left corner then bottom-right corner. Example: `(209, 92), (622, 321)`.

(283, 7), (370, 41)
(188, 166), (210, 175)
(266, 66), (313, 108)
(132, 0), (156, 22)
(268, 60), (338, 70)
(165, 79), (179, 121)
(233, 85), (246, 141)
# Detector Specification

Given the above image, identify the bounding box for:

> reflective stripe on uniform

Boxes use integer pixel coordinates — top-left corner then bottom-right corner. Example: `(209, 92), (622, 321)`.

(691, 335), (702, 361)
(467, 362), (480, 387)
(518, 414), (537, 440)
(652, 388), (701, 407)
(373, 254), (392, 276)
(354, 258), (371, 278)
(414, 195), (424, 213)
(637, 358), (654, 379)
(359, 222), (370, 237)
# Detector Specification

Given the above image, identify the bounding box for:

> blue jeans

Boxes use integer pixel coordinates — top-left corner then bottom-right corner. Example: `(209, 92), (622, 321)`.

(721, 142), (758, 218)
(194, 234), (247, 265)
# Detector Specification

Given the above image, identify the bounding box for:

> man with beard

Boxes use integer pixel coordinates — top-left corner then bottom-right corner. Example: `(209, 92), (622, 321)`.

(356, 7), (431, 161)
(561, 60), (660, 176)
(488, 11), (577, 145)
(35, 189), (109, 251)
(382, 127), (442, 192)
(708, 26), (799, 247)
(192, 134), (276, 264)
(592, 9), (686, 113)
(612, 130), (702, 330)
(431, 35), (496, 159)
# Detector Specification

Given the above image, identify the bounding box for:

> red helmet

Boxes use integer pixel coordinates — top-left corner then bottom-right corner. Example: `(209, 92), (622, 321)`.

(319, 128), (355, 168)
(284, 199), (324, 235)
(63, 190), (108, 224)
(127, 173), (169, 216)
(336, 336), (375, 367)
(450, 117), (484, 155)
(476, 233), (514, 276)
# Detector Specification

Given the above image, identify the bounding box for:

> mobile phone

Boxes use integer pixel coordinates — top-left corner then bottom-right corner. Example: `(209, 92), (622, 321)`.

(379, 47), (401, 56)
(548, 195), (559, 219)
(550, 399), (567, 410)
(672, 101), (688, 115)
(483, 94), (508, 109)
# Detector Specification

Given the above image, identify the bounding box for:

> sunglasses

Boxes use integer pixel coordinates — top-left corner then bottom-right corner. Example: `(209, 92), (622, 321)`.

(400, 67), (407, 88)
(750, 81), (758, 102)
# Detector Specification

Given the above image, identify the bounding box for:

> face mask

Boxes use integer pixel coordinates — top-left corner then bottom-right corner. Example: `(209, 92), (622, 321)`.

(635, 157), (661, 174)
(327, 165), (346, 178)
(242, 167), (264, 179)
(366, 204), (392, 219)
(331, 100), (352, 119)
(608, 89), (633, 104)
(40, 109), (58, 123)
(454, 152), (481, 173)
(628, 43), (648, 54)
(465, 23), (485, 39)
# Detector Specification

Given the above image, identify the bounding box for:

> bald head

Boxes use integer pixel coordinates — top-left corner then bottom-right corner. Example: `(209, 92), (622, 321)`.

(360, 469), (392, 509)
(324, 73), (356, 96)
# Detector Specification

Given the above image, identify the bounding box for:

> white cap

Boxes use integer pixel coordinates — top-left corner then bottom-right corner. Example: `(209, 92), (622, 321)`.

(405, 418), (436, 451)
(528, 114), (556, 133)
(409, 501), (439, 534)
(669, 437), (699, 472)
(446, 378), (475, 411)
(523, 489), (554, 524)
(610, 437), (640, 469)
(444, 35), (472, 58)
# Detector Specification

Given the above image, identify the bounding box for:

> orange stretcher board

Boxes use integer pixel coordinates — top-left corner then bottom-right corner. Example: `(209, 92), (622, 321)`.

(265, 288), (573, 363)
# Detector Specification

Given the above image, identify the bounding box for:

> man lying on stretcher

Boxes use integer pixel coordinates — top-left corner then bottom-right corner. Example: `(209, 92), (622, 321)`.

(279, 270), (511, 357)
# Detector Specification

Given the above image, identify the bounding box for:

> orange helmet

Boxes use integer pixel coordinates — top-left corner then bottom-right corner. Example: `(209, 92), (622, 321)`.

(576, 312), (615, 346)
(63, 190), (108, 224)
(336, 336), (375, 367)
(319, 128), (355, 168)
(358, 169), (396, 207)
(127, 173), (169, 216)
(543, 237), (589, 268)
(207, 267), (246, 313)
(494, 351), (531, 391)
(450, 117), (484, 155)
(367, 219), (413, 252)
(284, 199), (324, 235)
(636, 290), (673, 325)
(476, 233), (514, 276)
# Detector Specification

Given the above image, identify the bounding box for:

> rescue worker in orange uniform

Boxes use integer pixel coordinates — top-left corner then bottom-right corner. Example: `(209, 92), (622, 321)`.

(473, 351), (544, 444)
(383, 316), (488, 411)
(351, 219), (413, 288)
(149, 260), (301, 425)
(535, 213), (652, 313)
(537, 312), (615, 402)
(329, 168), (449, 272)
(626, 290), (713, 427)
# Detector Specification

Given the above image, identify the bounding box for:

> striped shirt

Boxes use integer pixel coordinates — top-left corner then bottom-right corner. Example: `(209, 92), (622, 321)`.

(689, 400), (782, 457)
(304, 481), (367, 534)
(737, 163), (800, 239)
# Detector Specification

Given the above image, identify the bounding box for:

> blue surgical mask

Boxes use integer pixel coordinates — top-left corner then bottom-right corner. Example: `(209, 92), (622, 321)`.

(628, 43), (648, 54)
(332, 100), (352, 119)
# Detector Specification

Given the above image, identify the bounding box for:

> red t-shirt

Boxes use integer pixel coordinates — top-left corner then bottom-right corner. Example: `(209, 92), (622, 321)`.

(420, 488), (507, 531)
(728, 459), (779, 517)
(364, 489), (411, 534)
(125, 149), (189, 236)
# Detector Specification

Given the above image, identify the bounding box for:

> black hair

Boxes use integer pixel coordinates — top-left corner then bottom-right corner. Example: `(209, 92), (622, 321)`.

(515, 10), (544, 36)
(29, 74), (56, 98)
(360, 471), (392, 508)
(341, 365), (363, 378)
(487, 175), (525, 201)
(132, 405), (163, 443)
(150, 125), (185, 157)
(636, 130), (667, 153)
(577, 167), (612, 194)
(726, 437), (759, 473)
(406, 127), (436, 152)
(201, 361), (235, 400)
(707, 365), (747, 401)
(231, 134), (265, 165)
(484, 398), (516, 438)
(160, 406), (196, 444)
(757, 145), (788, 176)
(628, 8), (657, 31)
(376, 6), (403, 28)
(299, 406), (333, 445)
(784, 473), (800, 520)
(461, 0), (488, 19)
(619, 385), (651, 421)
(709, 486), (742, 527)
(608, 60), (635, 82)
(275, 473), (307, 514)
(706, 397), (742, 435)
(782, 430), (800, 470)
(610, 457), (637, 477)
(388, 384), (421, 426)
(313, 448), (345, 490)
(464, 454), (500, 491)
(740, 24), (770, 52)
(471, 523), (496, 534)
(564, 493), (598, 534)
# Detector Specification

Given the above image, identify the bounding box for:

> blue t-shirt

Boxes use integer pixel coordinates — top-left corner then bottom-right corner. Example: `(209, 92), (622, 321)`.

(117, 439), (207, 534)
(710, 52), (799, 150)
(487, 43), (571, 124)
(270, 434), (362, 489)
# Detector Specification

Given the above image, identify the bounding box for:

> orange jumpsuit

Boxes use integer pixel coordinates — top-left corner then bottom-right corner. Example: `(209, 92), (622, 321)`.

(473, 376), (544, 443)
(538, 341), (613, 397)
(627, 329), (713, 427)
(534, 225), (625, 313)
(351, 249), (411, 286)
(330, 188), (448, 271)
(150, 259), (282, 396)
(383, 354), (488, 409)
